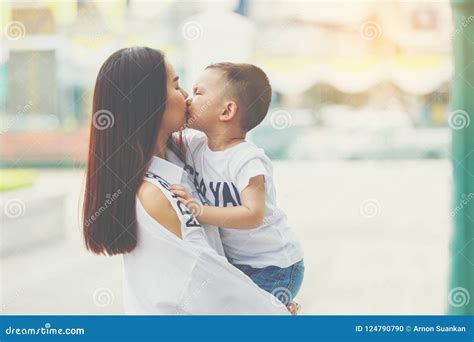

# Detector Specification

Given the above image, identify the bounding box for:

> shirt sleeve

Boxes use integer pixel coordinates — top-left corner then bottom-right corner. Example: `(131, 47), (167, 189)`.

(179, 251), (290, 315)
(234, 157), (269, 193)
(183, 129), (207, 153)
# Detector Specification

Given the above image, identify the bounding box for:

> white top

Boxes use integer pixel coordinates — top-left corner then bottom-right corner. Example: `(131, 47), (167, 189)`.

(166, 148), (225, 257)
(122, 154), (289, 315)
(184, 130), (304, 268)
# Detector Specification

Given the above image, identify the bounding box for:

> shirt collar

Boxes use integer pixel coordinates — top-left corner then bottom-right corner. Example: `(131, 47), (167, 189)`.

(147, 154), (184, 185)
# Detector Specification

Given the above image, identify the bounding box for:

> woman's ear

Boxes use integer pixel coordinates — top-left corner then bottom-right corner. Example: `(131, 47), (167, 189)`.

(219, 101), (238, 122)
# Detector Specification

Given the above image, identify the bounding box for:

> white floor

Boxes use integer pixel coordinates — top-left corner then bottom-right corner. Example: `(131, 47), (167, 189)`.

(1, 160), (452, 315)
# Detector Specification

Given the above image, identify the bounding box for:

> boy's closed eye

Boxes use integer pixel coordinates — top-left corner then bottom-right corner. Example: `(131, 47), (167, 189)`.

(193, 86), (203, 95)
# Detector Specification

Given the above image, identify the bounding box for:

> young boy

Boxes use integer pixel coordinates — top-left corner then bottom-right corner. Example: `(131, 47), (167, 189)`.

(170, 63), (304, 306)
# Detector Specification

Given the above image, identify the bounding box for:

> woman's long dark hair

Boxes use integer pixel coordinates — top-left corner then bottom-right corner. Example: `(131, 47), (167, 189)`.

(83, 47), (169, 255)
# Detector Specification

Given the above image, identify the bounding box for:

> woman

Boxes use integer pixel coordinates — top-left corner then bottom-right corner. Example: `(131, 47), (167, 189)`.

(82, 47), (289, 314)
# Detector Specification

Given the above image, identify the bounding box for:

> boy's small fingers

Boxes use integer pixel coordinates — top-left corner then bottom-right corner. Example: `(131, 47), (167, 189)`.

(174, 194), (185, 202)
(172, 190), (187, 198)
(177, 198), (188, 205)
(171, 184), (185, 191)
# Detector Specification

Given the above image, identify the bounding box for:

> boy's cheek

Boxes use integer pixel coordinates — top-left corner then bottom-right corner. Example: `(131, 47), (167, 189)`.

(187, 105), (200, 122)
(188, 103), (198, 117)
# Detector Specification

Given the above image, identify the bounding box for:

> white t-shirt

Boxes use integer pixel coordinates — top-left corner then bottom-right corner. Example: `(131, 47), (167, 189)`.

(166, 148), (225, 257)
(122, 154), (289, 315)
(184, 130), (304, 268)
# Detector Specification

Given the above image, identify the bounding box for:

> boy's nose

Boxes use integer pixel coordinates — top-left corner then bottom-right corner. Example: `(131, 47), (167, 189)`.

(185, 97), (192, 106)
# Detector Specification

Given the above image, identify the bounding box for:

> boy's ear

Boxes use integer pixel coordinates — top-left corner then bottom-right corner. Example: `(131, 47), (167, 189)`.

(219, 101), (238, 122)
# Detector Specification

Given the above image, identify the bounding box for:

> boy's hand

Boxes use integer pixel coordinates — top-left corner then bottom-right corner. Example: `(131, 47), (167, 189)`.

(170, 184), (203, 216)
(170, 184), (191, 203)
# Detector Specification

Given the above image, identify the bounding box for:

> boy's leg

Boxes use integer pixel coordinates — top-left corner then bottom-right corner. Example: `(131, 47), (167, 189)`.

(285, 259), (305, 301)
(232, 263), (256, 277)
(234, 260), (305, 306)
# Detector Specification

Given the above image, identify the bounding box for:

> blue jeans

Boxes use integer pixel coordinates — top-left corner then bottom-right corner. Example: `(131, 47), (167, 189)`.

(233, 259), (305, 305)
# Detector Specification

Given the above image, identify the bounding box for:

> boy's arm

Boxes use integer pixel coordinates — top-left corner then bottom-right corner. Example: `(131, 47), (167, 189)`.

(171, 175), (265, 229)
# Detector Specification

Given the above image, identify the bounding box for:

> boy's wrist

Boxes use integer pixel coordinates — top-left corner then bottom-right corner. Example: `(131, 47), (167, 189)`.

(187, 198), (205, 218)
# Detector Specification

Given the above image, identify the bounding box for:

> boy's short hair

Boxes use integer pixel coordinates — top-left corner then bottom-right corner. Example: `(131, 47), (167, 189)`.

(206, 62), (272, 132)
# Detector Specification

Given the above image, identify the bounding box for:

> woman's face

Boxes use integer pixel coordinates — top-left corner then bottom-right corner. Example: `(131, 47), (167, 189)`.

(161, 62), (188, 134)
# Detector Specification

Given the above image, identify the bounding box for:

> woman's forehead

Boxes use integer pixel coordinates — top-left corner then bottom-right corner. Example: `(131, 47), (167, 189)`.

(165, 62), (178, 80)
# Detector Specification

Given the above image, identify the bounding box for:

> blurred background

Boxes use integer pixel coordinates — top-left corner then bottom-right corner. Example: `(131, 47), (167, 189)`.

(0, 0), (472, 315)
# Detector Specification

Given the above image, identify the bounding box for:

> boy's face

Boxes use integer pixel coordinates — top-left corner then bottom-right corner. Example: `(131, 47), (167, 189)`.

(186, 68), (228, 132)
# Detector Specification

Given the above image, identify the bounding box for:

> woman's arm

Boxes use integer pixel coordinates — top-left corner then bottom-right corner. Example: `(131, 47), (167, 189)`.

(171, 175), (265, 229)
(138, 181), (182, 238)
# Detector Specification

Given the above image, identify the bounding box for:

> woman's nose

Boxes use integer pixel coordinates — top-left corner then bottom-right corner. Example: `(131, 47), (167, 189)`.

(181, 89), (189, 100)
(185, 97), (192, 106)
